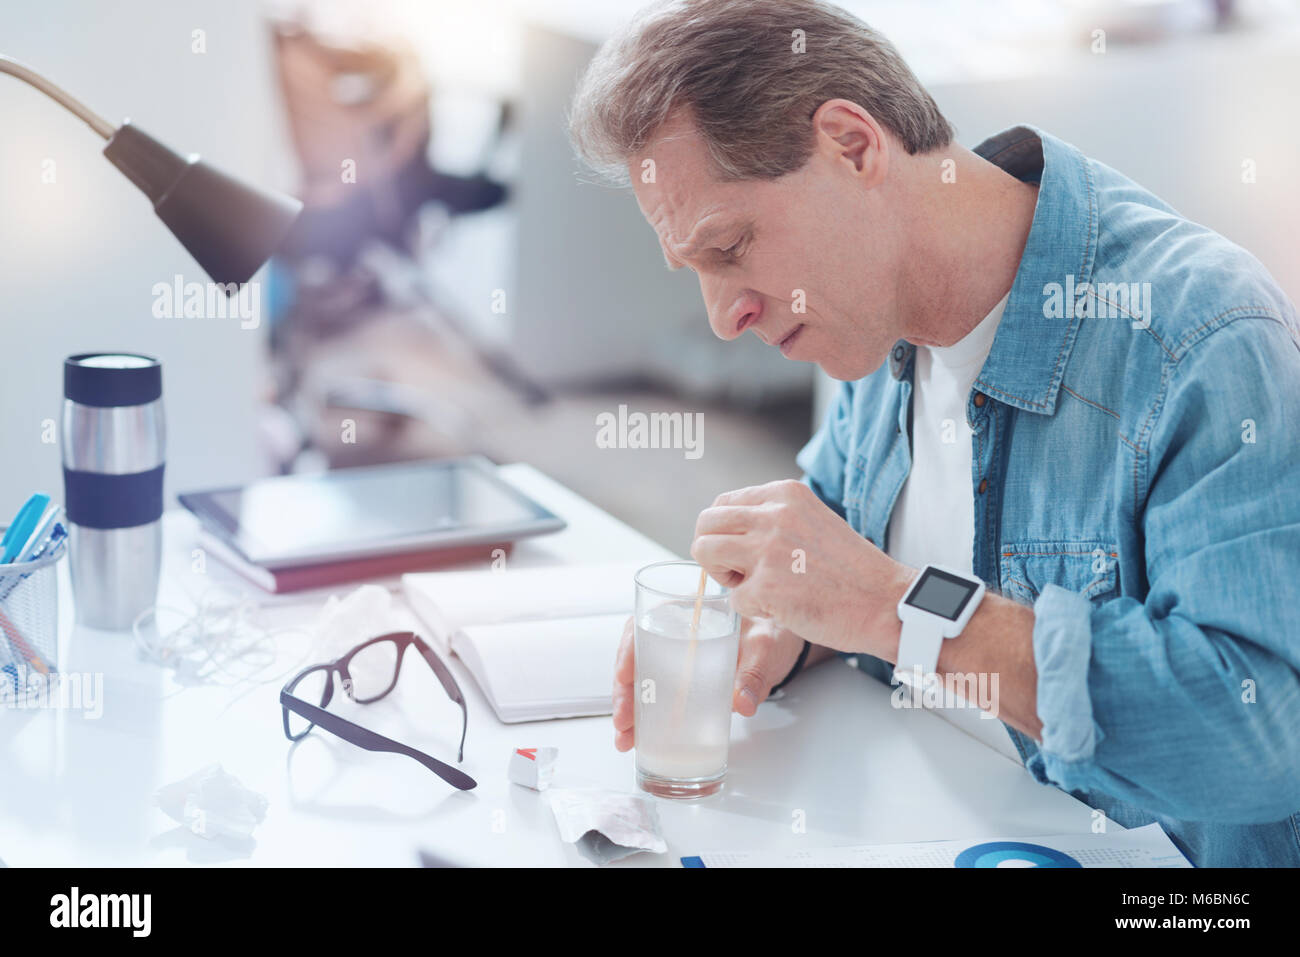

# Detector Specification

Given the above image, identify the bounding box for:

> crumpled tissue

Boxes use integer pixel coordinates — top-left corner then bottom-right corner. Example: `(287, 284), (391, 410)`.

(153, 764), (268, 842)
(547, 788), (667, 865)
(314, 584), (415, 688)
(315, 584), (410, 656)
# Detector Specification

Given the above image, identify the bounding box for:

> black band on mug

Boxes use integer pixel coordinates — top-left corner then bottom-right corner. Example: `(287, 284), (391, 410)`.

(63, 464), (166, 529)
(64, 354), (162, 408)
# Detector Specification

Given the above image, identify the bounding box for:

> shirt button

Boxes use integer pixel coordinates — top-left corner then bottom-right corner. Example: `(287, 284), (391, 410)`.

(973, 393), (986, 407)
(978, 478), (989, 494)
(893, 345), (905, 362)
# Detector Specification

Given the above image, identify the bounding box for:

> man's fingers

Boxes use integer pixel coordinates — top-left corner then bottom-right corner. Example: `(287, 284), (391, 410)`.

(731, 622), (808, 717)
(612, 617), (635, 751)
(727, 579), (777, 620)
(732, 633), (775, 718)
(712, 484), (774, 508)
(712, 479), (804, 508)
(613, 616), (635, 683)
(612, 679), (635, 751)
(693, 504), (763, 538)
(690, 533), (751, 584)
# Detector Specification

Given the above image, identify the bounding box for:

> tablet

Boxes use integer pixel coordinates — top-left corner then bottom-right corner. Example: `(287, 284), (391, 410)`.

(177, 457), (565, 568)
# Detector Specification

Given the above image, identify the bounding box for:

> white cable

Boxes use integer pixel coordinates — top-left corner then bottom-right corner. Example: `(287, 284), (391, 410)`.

(132, 590), (314, 693)
(0, 54), (115, 139)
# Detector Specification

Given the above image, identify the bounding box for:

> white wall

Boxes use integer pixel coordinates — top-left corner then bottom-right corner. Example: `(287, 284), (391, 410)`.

(931, 30), (1300, 307)
(0, 0), (292, 515)
(814, 27), (1300, 433)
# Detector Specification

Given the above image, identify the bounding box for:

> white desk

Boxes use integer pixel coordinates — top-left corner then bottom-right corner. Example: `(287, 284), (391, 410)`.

(0, 464), (1093, 867)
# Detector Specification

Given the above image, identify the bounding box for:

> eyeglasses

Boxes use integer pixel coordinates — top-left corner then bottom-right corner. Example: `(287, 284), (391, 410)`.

(280, 631), (476, 791)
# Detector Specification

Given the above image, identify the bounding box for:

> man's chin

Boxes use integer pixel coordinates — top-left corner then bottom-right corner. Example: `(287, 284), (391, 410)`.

(818, 351), (886, 381)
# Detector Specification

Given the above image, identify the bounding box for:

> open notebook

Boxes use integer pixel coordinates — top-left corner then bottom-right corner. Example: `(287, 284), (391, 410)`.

(402, 563), (645, 723)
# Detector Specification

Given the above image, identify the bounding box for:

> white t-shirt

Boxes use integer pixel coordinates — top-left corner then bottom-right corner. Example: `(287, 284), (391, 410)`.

(886, 293), (1023, 763)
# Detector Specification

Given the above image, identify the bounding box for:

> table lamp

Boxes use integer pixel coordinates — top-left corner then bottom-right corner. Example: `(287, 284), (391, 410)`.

(0, 53), (301, 286)
(2, 53), (303, 633)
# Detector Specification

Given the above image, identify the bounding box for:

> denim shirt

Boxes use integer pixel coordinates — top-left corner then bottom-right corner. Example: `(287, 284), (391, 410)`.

(797, 126), (1300, 867)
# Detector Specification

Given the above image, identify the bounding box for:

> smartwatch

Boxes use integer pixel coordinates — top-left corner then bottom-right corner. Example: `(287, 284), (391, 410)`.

(893, 564), (985, 686)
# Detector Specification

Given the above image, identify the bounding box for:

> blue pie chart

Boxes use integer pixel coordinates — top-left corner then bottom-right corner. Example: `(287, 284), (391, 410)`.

(954, 841), (1082, 868)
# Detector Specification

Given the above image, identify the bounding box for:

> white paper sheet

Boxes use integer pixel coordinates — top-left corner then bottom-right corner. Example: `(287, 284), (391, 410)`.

(455, 613), (630, 722)
(403, 563), (641, 634)
(681, 822), (1191, 868)
(402, 563), (642, 722)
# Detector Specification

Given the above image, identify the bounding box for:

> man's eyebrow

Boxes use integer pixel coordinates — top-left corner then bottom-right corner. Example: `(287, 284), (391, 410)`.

(666, 219), (750, 268)
(684, 220), (741, 253)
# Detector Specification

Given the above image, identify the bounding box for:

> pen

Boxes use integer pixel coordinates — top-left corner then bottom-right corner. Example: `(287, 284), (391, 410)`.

(0, 605), (49, 677)
(0, 509), (64, 675)
(0, 493), (51, 565)
(0, 507), (64, 604)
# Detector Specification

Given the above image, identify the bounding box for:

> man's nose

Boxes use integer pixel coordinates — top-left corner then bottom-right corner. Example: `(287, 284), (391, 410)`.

(702, 278), (762, 341)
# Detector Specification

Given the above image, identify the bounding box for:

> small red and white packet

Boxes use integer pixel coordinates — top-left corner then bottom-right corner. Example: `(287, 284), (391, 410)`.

(508, 746), (559, 791)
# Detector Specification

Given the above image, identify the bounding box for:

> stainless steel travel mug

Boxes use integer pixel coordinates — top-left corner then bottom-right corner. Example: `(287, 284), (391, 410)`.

(62, 353), (165, 630)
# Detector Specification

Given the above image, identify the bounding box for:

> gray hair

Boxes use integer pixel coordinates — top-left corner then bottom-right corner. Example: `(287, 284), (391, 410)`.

(568, 0), (954, 185)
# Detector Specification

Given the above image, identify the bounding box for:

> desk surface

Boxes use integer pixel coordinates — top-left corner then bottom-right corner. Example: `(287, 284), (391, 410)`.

(0, 464), (1092, 867)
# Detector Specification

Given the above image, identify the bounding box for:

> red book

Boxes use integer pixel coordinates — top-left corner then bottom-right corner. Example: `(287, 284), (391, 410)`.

(199, 528), (512, 594)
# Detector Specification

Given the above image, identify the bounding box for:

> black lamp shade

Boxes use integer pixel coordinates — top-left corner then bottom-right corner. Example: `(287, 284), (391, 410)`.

(103, 120), (302, 287)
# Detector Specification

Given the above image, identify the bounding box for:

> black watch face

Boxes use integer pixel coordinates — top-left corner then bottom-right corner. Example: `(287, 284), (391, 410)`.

(904, 567), (979, 621)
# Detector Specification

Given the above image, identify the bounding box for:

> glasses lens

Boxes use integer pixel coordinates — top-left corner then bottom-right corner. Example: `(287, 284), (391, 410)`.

(347, 637), (400, 702)
(286, 667), (331, 738)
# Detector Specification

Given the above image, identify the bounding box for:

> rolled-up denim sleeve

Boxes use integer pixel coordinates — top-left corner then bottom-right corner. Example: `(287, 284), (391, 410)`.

(795, 378), (855, 520)
(1028, 318), (1300, 824)
(792, 380), (897, 686)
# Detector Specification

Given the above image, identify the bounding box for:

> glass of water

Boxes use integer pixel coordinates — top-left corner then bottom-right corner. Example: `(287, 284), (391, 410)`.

(633, 560), (740, 799)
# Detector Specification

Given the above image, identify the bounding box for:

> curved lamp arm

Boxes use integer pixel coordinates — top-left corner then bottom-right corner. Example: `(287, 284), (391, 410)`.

(0, 52), (301, 287)
(0, 54), (114, 139)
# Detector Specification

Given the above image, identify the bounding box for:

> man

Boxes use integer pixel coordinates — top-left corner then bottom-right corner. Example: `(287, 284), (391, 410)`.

(569, 0), (1300, 866)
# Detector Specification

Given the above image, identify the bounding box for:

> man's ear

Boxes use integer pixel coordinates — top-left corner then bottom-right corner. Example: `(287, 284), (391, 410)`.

(811, 98), (888, 187)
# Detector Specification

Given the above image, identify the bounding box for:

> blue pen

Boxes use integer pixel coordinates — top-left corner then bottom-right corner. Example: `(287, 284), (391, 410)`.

(0, 505), (65, 676)
(0, 494), (48, 682)
(5, 503), (61, 567)
(0, 506), (64, 605)
(1, 493), (51, 565)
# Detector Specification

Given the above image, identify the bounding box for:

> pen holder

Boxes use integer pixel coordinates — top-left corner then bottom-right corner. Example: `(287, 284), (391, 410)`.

(0, 525), (67, 690)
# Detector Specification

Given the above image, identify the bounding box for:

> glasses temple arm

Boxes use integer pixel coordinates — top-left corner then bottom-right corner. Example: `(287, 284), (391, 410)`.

(283, 693), (476, 791)
(414, 639), (465, 702)
(412, 637), (469, 761)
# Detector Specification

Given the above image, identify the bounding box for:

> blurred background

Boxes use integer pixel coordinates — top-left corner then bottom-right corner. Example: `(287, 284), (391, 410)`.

(1, 0), (1297, 555)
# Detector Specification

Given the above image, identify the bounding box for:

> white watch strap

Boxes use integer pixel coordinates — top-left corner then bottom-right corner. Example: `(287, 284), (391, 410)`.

(893, 617), (946, 686)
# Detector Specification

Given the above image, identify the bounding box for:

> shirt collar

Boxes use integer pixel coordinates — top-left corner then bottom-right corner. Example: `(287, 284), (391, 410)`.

(888, 126), (1098, 415)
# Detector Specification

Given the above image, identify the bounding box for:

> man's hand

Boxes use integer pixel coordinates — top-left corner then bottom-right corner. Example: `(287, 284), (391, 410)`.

(611, 614), (807, 752)
(691, 479), (915, 656)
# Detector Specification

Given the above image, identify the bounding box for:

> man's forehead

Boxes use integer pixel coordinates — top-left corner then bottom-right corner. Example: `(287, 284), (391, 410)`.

(640, 108), (712, 170)
(632, 114), (719, 206)
(637, 189), (739, 266)
(631, 130), (749, 258)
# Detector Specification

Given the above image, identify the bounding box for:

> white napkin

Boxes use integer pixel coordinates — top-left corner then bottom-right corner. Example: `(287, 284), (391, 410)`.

(547, 787), (667, 865)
